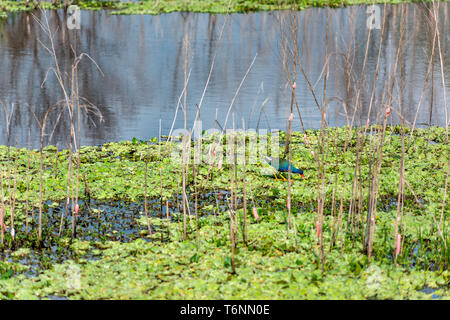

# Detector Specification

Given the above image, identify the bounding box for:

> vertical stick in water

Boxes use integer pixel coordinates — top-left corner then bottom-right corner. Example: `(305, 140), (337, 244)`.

(232, 113), (238, 244)
(38, 121), (45, 246)
(25, 129), (31, 236)
(159, 118), (164, 242)
(241, 118), (247, 244)
(228, 210), (236, 275)
(166, 200), (170, 240)
(144, 159), (152, 238)
(60, 141), (72, 237)
(0, 168), (4, 245)
(182, 33), (189, 241)
(10, 140), (19, 246)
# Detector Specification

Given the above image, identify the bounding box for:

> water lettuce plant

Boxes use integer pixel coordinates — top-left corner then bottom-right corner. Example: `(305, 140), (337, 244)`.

(0, 126), (448, 299)
(0, 213), (448, 299)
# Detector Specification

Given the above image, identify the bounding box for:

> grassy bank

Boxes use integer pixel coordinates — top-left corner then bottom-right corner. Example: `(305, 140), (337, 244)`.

(0, 0), (444, 18)
(0, 126), (448, 299)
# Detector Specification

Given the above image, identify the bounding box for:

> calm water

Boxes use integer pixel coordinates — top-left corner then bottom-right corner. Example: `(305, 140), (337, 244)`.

(0, 3), (448, 148)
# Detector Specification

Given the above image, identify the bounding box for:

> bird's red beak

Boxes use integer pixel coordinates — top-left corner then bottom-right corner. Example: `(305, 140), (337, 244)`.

(301, 174), (305, 179)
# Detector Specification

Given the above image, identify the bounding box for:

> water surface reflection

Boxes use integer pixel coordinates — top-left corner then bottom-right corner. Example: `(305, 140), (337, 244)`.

(0, 4), (448, 148)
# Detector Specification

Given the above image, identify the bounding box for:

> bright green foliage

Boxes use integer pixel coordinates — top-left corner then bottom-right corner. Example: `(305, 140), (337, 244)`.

(0, 126), (448, 299)
(0, 213), (448, 299)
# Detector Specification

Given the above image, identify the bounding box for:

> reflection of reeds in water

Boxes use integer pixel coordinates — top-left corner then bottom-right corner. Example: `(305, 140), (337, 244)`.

(8, 9), (106, 246)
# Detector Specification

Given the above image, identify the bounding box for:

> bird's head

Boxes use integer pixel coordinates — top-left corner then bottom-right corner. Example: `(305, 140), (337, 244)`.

(294, 168), (305, 178)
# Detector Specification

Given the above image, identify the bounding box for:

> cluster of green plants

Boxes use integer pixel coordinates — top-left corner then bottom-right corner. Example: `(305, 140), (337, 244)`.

(0, 126), (448, 299)
(0, 210), (448, 299)
(0, 126), (447, 205)
(0, 0), (439, 18)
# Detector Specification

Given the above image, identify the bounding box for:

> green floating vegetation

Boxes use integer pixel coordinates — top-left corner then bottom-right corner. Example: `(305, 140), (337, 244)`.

(0, 126), (448, 299)
(0, 0), (444, 18)
(0, 212), (449, 299)
(0, 126), (447, 206)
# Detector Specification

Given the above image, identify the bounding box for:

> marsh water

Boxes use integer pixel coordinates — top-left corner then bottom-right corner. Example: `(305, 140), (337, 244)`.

(0, 3), (449, 148)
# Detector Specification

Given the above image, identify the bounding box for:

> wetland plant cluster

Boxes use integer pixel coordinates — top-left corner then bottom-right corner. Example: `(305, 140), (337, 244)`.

(0, 1), (448, 300)
(0, 126), (448, 299)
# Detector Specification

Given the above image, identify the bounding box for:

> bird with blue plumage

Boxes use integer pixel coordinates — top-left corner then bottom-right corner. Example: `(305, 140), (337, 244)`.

(264, 156), (304, 181)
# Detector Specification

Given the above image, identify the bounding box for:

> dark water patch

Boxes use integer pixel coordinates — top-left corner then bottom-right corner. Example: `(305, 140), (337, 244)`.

(23, 199), (154, 243)
(1, 245), (81, 278)
(420, 286), (442, 300)
(406, 241), (443, 272)
(0, 191), (242, 278)
(378, 196), (424, 213)
(12, 189), (255, 247)
(1, 199), (154, 278)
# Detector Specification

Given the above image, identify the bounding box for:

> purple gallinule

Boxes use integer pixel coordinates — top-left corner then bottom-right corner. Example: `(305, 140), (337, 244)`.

(265, 156), (304, 181)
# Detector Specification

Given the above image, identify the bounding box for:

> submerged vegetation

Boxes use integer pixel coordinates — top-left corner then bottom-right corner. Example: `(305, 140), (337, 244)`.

(0, 126), (448, 299)
(0, 0), (443, 17)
